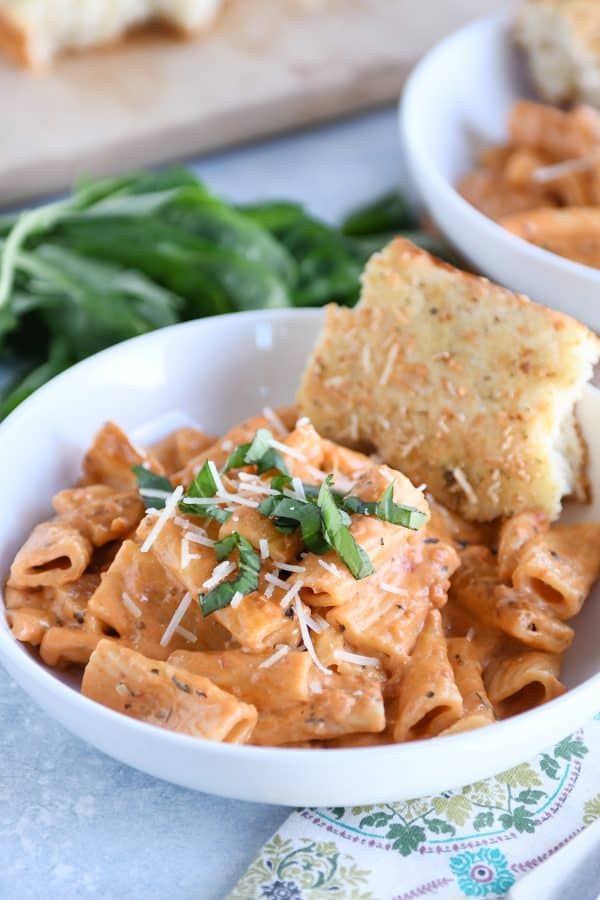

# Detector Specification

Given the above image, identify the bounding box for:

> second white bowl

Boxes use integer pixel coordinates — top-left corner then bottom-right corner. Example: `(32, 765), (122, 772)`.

(400, 10), (600, 334)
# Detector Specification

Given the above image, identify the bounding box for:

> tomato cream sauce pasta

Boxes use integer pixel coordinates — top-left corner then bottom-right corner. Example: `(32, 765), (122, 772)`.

(4, 409), (600, 747)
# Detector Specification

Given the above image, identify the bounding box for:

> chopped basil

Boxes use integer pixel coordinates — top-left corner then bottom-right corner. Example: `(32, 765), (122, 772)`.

(342, 482), (427, 530)
(223, 427), (289, 476)
(318, 476), (374, 579)
(200, 532), (261, 615)
(269, 496), (329, 553)
(132, 465), (174, 510)
(182, 460), (230, 524)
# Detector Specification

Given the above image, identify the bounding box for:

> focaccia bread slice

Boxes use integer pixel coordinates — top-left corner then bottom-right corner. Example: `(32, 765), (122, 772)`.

(0, 0), (224, 69)
(516, 0), (600, 108)
(297, 238), (600, 522)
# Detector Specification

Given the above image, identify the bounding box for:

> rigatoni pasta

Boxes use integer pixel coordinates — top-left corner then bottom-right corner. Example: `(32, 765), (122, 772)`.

(3, 407), (600, 749)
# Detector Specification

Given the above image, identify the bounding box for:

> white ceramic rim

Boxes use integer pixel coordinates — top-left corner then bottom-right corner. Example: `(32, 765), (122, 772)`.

(0, 308), (599, 797)
(399, 8), (600, 286)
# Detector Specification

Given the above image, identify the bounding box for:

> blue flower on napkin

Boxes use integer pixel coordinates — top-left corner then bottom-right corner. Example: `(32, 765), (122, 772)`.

(261, 880), (302, 900)
(449, 847), (515, 897)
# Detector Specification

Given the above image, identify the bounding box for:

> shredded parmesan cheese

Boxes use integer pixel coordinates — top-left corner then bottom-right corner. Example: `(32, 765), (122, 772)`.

(140, 485), (184, 553)
(221, 439), (234, 452)
(295, 416), (310, 428)
(271, 561), (306, 573)
(291, 477), (306, 501)
(238, 481), (278, 496)
(184, 532), (216, 548)
(160, 591), (192, 648)
(318, 559), (341, 577)
(362, 344), (371, 375)
(208, 460), (226, 496)
(325, 375), (345, 388)
(452, 467), (478, 505)
(258, 644), (290, 669)
(532, 151), (600, 183)
(379, 343), (399, 386)
(279, 580), (303, 611)
(175, 625), (197, 644)
(380, 581), (404, 596)
(180, 494), (259, 509)
(264, 572), (290, 591)
(230, 591), (244, 609)
(203, 561), (236, 591)
(268, 437), (307, 462)
(121, 591), (142, 618)
(259, 538), (270, 560)
(334, 649), (380, 668)
(262, 406), (288, 435)
(140, 488), (171, 499)
(294, 596), (331, 675)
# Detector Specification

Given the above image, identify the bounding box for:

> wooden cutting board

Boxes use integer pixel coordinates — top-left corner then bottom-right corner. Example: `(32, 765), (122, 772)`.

(1, 0), (502, 205)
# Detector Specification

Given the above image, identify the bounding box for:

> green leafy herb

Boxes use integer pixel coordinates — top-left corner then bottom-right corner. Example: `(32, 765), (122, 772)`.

(223, 427), (289, 476)
(342, 482), (427, 530)
(318, 476), (374, 579)
(200, 532), (261, 615)
(182, 460), (230, 524)
(132, 465), (174, 510)
(341, 190), (418, 237)
(269, 496), (329, 553)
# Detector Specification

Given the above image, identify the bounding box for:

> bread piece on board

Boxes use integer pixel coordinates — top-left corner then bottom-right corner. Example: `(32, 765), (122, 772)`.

(297, 238), (600, 522)
(516, 0), (600, 109)
(0, 0), (224, 69)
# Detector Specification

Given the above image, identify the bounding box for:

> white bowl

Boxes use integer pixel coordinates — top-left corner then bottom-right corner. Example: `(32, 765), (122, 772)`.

(400, 9), (600, 334)
(1, 309), (600, 807)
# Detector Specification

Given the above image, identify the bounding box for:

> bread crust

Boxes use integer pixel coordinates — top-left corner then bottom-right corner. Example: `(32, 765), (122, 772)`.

(297, 238), (600, 522)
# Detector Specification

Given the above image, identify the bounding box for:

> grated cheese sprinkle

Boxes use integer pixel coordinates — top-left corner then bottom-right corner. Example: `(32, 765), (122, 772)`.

(259, 538), (270, 560)
(362, 344), (371, 375)
(258, 644), (290, 669)
(203, 560), (236, 591)
(380, 581), (404, 596)
(121, 591), (142, 618)
(279, 580), (303, 611)
(184, 532), (216, 548)
(334, 649), (380, 668)
(295, 416), (310, 428)
(294, 596), (331, 675)
(268, 437), (307, 462)
(263, 406), (288, 435)
(318, 559), (341, 577)
(271, 561), (306, 573)
(291, 477), (306, 501)
(175, 624), (197, 644)
(264, 572), (290, 591)
(140, 488), (171, 499)
(160, 591), (192, 648)
(141, 485), (184, 553)
(379, 343), (399, 386)
(452, 467), (478, 505)
(230, 591), (245, 609)
(532, 151), (600, 183)
(208, 460), (226, 496)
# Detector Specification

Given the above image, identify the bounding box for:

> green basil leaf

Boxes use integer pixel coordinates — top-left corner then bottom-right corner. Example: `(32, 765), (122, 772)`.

(342, 482), (427, 530)
(223, 428), (289, 476)
(318, 476), (374, 579)
(270, 473), (293, 492)
(200, 532), (261, 615)
(256, 447), (289, 476)
(270, 496), (329, 554)
(132, 465), (174, 510)
(181, 460), (230, 524)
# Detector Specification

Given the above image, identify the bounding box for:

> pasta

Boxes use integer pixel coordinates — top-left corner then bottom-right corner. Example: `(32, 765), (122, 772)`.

(3, 409), (600, 749)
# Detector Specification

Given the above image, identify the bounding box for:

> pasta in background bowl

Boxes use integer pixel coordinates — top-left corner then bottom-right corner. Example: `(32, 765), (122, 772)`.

(1, 309), (600, 807)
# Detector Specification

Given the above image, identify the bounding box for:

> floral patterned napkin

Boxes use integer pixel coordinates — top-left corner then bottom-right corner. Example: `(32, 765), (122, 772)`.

(229, 714), (600, 899)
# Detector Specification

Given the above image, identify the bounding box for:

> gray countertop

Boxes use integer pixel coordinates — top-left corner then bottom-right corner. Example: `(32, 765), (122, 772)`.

(0, 106), (403, 900)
